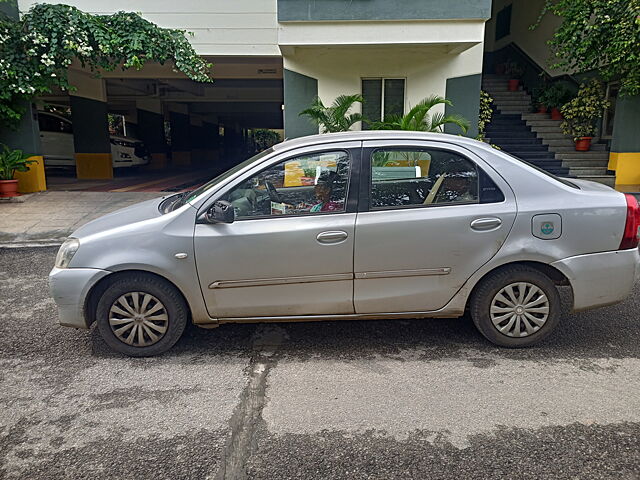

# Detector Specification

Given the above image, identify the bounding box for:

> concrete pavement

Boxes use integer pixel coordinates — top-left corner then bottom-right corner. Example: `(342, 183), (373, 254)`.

(1, 247), (639, 479)
(0, 191), (160, 245)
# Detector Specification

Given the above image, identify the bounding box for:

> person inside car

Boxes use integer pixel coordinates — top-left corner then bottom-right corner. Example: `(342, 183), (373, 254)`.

(310, 171), (344, 212)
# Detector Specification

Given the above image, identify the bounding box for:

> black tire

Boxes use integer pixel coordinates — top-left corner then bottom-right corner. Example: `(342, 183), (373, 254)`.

(470, 266), (561, 347)
(96, 273), (188, 357)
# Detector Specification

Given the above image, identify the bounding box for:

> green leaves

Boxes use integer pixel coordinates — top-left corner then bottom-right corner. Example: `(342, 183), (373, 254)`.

(537, 0), (640, 96)
(299, 94), (364, 133)
(0, 4), (213, 128)
(0, 143), (35, 180)
(367, 95), (470, 133)
(560, 80), (610, 140)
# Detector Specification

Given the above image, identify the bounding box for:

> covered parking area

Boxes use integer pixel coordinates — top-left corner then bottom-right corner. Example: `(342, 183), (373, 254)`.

(33, 57), (283, 192)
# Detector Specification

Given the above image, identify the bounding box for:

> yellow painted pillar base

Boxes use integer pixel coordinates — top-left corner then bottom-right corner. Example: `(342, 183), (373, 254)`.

(611, 152), (640, 190)
(172, 151), (191, 167)
(16, 155), (47, 193)
(75, 153), (113, 179)
(146, 152), (168, 170)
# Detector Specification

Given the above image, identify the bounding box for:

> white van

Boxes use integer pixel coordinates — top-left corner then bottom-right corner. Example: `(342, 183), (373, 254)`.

(38, 112), (151, 168)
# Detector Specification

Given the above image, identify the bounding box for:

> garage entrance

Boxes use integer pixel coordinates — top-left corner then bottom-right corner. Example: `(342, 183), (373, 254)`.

(39, 57), (284, 193)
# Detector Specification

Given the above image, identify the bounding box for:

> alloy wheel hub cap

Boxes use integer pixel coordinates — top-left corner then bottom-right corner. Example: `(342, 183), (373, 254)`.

(108, 292), (169, 347)
(489, 282), (550, 338)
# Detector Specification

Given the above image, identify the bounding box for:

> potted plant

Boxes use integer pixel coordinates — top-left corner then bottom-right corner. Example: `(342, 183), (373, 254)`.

(560, 80), (609, 151)
(505, 61), (524, 91)
(542, 81), (574, 120)
(0, 144), (36, 197)
(531, 86), (548, 113)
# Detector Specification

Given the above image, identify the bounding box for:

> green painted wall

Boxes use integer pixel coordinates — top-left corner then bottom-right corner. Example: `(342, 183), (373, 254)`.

(0, 0), (18, 20)
(284, 69), (318, 139)
(0, 101), (41, 155)
(70, 96), (110, 153)
(611, 95), (640, 153)
(444, 74), (481, 138)
(137, 109), (166, 154)
(278, 0), (491, 21)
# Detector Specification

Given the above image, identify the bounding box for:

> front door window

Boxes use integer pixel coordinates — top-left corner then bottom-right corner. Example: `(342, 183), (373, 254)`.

(222, 150), (351, 219)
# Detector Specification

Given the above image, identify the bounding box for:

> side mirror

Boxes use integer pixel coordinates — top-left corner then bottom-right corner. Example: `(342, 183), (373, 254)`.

(206, 200), (235, 224)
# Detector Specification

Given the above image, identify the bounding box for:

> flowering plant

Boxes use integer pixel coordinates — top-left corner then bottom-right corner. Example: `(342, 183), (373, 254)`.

(0, 4), (213, 127)
(560, 80), (609, 140)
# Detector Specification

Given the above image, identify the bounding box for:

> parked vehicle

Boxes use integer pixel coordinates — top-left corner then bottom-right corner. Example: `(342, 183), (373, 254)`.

(49, 131), (640, 356)
(38, 111), (150, 168)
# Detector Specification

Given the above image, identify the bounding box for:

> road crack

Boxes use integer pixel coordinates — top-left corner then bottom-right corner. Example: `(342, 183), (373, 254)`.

(214, 325), (286, 480)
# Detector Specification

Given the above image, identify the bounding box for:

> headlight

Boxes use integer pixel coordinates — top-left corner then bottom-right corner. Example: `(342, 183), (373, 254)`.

(55, 238), (80, 268)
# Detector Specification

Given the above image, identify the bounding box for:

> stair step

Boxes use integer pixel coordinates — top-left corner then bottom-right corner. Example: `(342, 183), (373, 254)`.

(575, 175), (616, 187)
(530, 125), (564, 133)
(553, 144), (607, 152)
(542, 139), (577, 148)
(569, 167), (609, 175)
(521, 113), (552, 121)
(556, 150), (609, 161)
(561, 159), (610, 167)
(536, 132), (573, 140)
(525, 119), (563, 127)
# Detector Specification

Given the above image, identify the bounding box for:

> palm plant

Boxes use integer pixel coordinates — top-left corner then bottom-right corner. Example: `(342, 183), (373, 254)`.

(299, 94), (364, 133)
(367, 95), (470, 133)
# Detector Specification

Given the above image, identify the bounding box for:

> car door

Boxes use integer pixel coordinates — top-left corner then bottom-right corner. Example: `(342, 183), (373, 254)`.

(194, 142), (360, 319)
(354, 140), (516, 314)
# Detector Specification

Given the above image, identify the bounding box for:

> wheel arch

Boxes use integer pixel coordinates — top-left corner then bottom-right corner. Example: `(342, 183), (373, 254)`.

(465, 260), (573, 312)
(84, 269), (193, 328)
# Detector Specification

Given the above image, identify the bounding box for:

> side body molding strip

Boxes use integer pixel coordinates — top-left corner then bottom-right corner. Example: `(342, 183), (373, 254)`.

(209, 268), (451, 289)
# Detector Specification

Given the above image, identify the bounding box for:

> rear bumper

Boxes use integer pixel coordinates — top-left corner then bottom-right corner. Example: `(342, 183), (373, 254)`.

(551, 248), (640, 312)
(49, 267), (111, 329)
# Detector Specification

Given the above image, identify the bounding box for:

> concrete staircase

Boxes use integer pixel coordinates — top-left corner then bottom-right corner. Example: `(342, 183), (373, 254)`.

(482, 74), (615, 187)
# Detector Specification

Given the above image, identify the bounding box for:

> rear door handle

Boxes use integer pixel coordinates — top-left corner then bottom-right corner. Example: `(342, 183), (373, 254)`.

(317, 230), (348, 244)
(471, 217), (502, 231)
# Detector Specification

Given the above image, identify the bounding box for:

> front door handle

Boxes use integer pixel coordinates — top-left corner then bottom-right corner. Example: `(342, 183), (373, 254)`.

(317, 230), (348, 244)
(471, 217), (502, 231)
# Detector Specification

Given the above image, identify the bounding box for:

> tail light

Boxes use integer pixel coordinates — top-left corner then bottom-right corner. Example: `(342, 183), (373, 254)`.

(619, 194), (640, 250)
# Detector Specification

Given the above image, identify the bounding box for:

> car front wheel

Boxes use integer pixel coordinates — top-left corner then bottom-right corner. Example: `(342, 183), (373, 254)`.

(96, 273), (188, 356)
(470, 266), (561, 347)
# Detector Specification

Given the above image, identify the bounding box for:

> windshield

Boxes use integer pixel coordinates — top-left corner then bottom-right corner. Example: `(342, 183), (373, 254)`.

(172, 148), (274, 210)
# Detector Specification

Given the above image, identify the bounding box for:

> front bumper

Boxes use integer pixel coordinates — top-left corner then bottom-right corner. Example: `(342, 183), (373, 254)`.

(49, 267), (111, 329)
(551, 248), (640, 312)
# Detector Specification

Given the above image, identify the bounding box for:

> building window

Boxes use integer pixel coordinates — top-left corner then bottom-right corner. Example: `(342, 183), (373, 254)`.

(495, 4), (512, 41)
(361, 78), (406, 130)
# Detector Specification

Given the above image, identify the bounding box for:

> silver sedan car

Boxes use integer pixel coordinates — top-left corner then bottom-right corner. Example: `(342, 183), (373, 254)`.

(49, 131), (640, 356)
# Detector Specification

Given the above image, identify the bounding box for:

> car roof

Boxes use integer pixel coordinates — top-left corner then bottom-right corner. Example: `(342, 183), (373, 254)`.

(273, 131), (487, 153)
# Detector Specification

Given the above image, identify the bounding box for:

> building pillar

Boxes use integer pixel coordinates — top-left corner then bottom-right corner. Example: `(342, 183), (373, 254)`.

(190, 117), (206, 166)
(69, 70), (112, 179)
(0, 1), (46, 193)
(609, 95), (640, 190)
(202, 121), (220, 167)
(444, 74), (481, 138)
(283, 69), (318, 139)
(0, 101), (46, 193)
(136, 100), (167, 170)
(169, 105), (191, 167)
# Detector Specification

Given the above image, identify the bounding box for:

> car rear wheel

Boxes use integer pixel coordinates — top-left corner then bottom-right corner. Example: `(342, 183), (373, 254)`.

(470, 266), (561, 347)
(96, 273), (188, 356)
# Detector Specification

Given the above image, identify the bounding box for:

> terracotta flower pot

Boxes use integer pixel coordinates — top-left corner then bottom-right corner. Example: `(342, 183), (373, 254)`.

(508, 79), (520, 91)
(537, 105), (548, 114)
(0, 179), (19, 197)
(575, 137), (592, 152)
(550, 107), (563, 120)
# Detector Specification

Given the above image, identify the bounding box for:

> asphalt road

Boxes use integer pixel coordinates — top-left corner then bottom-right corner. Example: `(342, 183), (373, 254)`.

(1, 247), (639, 479)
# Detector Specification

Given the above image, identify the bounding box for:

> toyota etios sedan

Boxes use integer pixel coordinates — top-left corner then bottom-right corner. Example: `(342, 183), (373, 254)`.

(49, 132), (640, 356)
